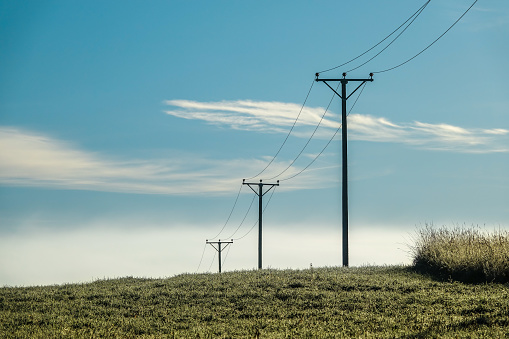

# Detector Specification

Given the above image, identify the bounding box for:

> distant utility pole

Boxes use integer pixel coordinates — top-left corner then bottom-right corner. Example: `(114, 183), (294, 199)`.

(206, 239), (233, 273)
(315, 72), (374, 267)
(242, 179), (279, 269)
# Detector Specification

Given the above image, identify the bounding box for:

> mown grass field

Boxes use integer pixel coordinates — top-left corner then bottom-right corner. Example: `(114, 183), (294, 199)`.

(1, 266), (509, 338)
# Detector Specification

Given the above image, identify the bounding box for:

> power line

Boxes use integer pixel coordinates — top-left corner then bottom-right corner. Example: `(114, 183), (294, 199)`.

(206, 239), (233, 273)
(245, 80), (315, 180)
(374, 0), (478, 74)
(234, 218), (258, 241)
(315, 73), (374, 267)
(242, 180), (279, 269)
(202, 78), (310, 267)
(270, 3), (431, 182)
(266, 82), (340, 180)
(207, 182), (243, 241)
(223, 193), (256, 239)
(195, 242), (207, 273)
(207, 251), (216, 272)
(319, 0), (431, 74)
(345, 0), (430, 73)
(221, 240), (233, 269)
(206, 72), (313, 256)
(280, 82), (367, 182)
(199, 74), (365, 272)
(233, 185), (277, 241)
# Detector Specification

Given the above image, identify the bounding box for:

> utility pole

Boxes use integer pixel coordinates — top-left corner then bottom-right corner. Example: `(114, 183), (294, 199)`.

(242, 179), (279, 269)
(315, 72), (373, 267)
(206, 239), (233, 273)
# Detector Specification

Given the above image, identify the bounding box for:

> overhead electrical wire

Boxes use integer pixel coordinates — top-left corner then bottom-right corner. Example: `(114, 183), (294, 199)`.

(232, 186), (277, 241)
(199, 0), (478, 272)
(207, 182), (243, 241)
(206, 176), (278, 272)
(203, 78), (366, 266)
(221, 242), (233, 269)
(262, 1), (430, 181)
(206, 79), (312, 244)
(197, 0), (478, 271)
(196, 183), (242, 272)
(207, 251), (217, 272)
(266, 82), (340, 180)
(280, 82), (367, 182)
(374, 0), (478, 74)
(244, 80), (315, 180)
(319, 0), (431, 74)
(205, 74), (314, 251)
(195, 242), (207, 273)
(221, 0), (427, 246)
(223, 194), (256, 240)
(345, 0), (430, 73)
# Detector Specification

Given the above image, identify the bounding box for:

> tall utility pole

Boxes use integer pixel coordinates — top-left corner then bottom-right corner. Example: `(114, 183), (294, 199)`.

(206, 239), (233, 273)
(242, 179), (279, 269)
(315, 72), (374, 267)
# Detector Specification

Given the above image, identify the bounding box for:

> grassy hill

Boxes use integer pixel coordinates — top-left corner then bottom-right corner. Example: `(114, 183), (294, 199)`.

(2, 226), (508, 338)
(1, 266), (509, 338)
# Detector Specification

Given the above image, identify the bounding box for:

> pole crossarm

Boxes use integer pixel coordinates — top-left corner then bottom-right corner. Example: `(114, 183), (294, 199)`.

(315, 71), (374, 82)
(206, 239), (233, 249)
(243, 179), (279, 196)
(315, 73), (373, 100)
(314, 72), (374, 267)
(316, 78), (374, 82)
(206, 239), (233, 273)
(242, 179), (279, 269)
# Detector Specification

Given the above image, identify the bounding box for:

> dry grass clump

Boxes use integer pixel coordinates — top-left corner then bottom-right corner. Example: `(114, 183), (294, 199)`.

(411, 225), (509, 283)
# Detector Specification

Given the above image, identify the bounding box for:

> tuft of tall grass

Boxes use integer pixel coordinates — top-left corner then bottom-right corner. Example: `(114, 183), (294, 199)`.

(411, 225), (509, 283)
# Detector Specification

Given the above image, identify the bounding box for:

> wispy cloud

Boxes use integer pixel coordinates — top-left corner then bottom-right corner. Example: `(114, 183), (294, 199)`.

(349, 116), (509, 153)
(0, 127), (237, 194)
(165, 99), (509, 153)
(164, 99), (340, 132)
(0, 127), (330, 194)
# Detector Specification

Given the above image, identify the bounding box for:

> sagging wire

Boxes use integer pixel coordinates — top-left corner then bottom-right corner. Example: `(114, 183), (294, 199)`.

(374, 0), (478, 73)
(345, 0), (431, 73)
(195, 242), (207, 273)
(280, 82), (367, 182)
(244, 80), (315, 180)
(207, 251), (217, 273)
(233, 185), (277, 241)
(318, 0), (431, 74)
(266, 82), (341, 180)
(207, 182), (243, 241)
(223, 194), (257, 240)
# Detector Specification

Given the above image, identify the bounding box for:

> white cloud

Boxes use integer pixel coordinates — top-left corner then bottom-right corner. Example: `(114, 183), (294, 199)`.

(165, 99), (509, 153)
(0, 127), (239, 194)
(1, 99), (506, 195)
(164, 99), (340, 133)
(0, 127), (332, 194)
(483, 129), (509, 135)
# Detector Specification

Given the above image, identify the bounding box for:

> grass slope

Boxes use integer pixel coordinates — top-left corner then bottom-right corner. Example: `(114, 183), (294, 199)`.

(1, 266), (509, 338)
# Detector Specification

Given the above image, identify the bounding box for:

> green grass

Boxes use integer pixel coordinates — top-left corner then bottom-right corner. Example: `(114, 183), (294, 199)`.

(411, 225), (509, 283)
(2, 225), (508, 337)
(1, 266), (509, 338)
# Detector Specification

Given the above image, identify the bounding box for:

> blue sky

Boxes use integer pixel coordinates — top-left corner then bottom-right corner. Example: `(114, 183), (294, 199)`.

(1, 0), (508, 286)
